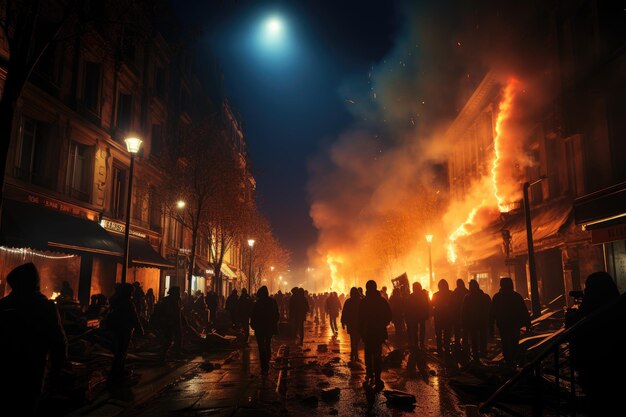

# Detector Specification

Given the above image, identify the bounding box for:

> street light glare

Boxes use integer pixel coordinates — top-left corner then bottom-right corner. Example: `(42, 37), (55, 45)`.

(266, 17), (283, 35)
(425, 234), (433, 243)
(248, 239), (256, 248)
(176, 200), (186, 209)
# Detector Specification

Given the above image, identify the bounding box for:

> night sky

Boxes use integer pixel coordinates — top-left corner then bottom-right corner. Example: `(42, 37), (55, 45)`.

(172, 1), (398, 267)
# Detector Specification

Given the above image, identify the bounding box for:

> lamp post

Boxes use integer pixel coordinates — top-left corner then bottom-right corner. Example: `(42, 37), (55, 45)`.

(425, 234), (433, 290)
(247, 239), (255, 293)
(121, 137), (142, 284)
(523, 176), (546, 317)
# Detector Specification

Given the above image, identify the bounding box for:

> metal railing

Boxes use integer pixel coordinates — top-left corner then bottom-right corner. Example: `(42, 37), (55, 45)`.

(480, 293), (626, 416)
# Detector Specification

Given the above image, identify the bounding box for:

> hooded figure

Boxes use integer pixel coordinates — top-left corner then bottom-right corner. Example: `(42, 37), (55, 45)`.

(406, 282), (430, 350)
(0, 263), (67, 416)
(155, 286), (184, 359)
(250, 286), (279, 374)
(358, 280), (392, 391)
(341, 287), (362, 362)
(452, 278), (469, 346)
(461, 280), (491, 361)
(569, 272), (626, 415)
(236, 288), (254, 341)
(288, 288), (309, 344)
(432, 279), (453, 353)
(490, 277), (530, 366)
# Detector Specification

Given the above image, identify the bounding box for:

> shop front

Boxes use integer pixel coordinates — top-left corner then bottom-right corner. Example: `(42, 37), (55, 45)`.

(574, 181), (626, 293)
(0, 198), (122, 303)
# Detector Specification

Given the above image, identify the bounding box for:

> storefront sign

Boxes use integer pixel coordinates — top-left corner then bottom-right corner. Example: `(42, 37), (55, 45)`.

(99, 219), (147, 238)
(591, 223), (626, 244)
(27, 194), (91, 219)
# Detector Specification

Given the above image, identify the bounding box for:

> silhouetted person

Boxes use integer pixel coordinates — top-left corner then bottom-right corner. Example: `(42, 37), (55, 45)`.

(236, 288), (254, 342)
(105, 283), (144, 379)
(87, 294), (108, 319)
(381, 286), (389, 301)
(274, 290), (285, 319)
(568, 272), (626, 415)
(462, 280), (491, 361)
(406, 282), (429, 350)
(132, 281), (146, 320)
(156, 286), (184, 359)
(57, 280), (74, 303)
(0, 263), (67, 416)
(250, 286), (280, 374)
(289, 288), (309, 344)
(452, 278), (469, 347)
(145, 288), (156, 319)
(225, 289), (239, 321)
(325, 291), (341, 334)
(491, 277), (530, 366)
(205, 290), (218, 323)
(341, 287), (362, 362)
(358, 287), (364, 299)
(358, 280), (392, 391)
(432, 279), (453, 353)
(389, 287), (406, 346)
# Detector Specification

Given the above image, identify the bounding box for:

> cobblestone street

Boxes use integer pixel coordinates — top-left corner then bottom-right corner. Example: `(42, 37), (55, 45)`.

(119, 320), (466, 417)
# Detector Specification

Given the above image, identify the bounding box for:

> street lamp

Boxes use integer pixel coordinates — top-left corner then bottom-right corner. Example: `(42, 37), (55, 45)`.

(247, 239), (255, 293)
(121, 137), (142, 284)
(176, 200), (186, 209)
(523, 175), (546, 317)
(425, 234), (433, 290)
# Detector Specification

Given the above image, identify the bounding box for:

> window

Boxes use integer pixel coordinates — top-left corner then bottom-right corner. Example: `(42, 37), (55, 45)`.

(82, 62), (102, 114)
(116, 93), (133, 133)
(149, 186), (161, 231)
(14, 117), (57, 189)
(132, 185), (149, 223)
(110, 165), (127, 220)
(67, 141), (91, 202)
(151, 124), (162, 155)
(168, 214), (183, 248)
(122, 32), (136, 65)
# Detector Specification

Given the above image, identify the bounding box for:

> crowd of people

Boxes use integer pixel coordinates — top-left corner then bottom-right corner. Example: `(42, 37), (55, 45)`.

(0, 261), (623, 415)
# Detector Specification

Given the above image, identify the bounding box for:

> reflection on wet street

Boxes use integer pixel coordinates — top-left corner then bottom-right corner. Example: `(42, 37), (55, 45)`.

(120, 320), (466, 416)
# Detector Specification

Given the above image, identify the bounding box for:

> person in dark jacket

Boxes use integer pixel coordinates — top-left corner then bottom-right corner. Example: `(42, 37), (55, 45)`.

(358, 280), (392, 391)
(341, 287), (362, 362)
(0, 263), (68, 416)
(432, 279), (453, 353)
(451, 278), (469, 347)
(491, 277), (531, 366)
(145, 288), (156, 319)
(568, 272), (626, 415)
(289, 287), (309, 344)
(461, 280), (491, 361)
(106, 283), (144, 379)
(325, 291), (342, 334)
(406, 282), (430, 350)
(250, 286), (280, 374)
(225, 289), (239, 321)
(236, 288), (254, 342)
(205, 290), (218, 324)
(389, 287), (406, 346)
(132, 281), (147, 320)
(156, 286), (184, 359)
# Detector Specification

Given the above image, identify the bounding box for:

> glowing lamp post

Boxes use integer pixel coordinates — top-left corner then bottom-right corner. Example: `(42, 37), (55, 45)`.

(425, 234), (434, 290)
(523, 176), (546, 317)
(247, 239), (255, 293)
(121, 137), (142, 284)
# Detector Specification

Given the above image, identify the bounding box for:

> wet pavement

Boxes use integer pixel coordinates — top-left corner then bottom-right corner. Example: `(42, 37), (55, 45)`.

(119, 319), (469, 416)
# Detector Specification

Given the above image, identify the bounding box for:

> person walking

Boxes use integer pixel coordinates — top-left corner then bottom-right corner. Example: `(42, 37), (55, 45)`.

(358, 280), (392, 391)
(225, 289), (239, 322)
(389, 287), (406, 347)
(236, 288), (254, 342)
(326, 291), (342, 334)
(289, 288), (309, 344)
(205, 290), (218, 324)
(145, 288), (156, 320)
(341, 287), (362, 362)
(490, 277), (531, 367)
(451, 278), (469, 347)
(406, 282), (430, 350)
(155, 286), (185, 360)
(0, 263), (68, 416)
(250, 286), (280, 375)
(105, 283), (144, 380)
(461, 279), (491, 361)
(432, 279), (453, 354)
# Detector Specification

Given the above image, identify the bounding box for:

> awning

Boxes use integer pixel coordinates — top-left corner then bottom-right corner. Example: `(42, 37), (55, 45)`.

(1, 199), (122, 256)
(574, 181), (626, 228)
(221, 262), (237, 278)
(456, 199), (572, 262)
(110, 234), (174, 269)
(193, 256), (211, 275)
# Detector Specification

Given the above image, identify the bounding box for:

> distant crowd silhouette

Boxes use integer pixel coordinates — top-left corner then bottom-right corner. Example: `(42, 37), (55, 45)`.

(1, 262), (624, 415)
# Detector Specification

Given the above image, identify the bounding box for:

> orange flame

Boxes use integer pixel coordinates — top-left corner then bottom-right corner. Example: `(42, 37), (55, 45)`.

(491, 78), (520, 213)
(447, 205), (482, 263)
